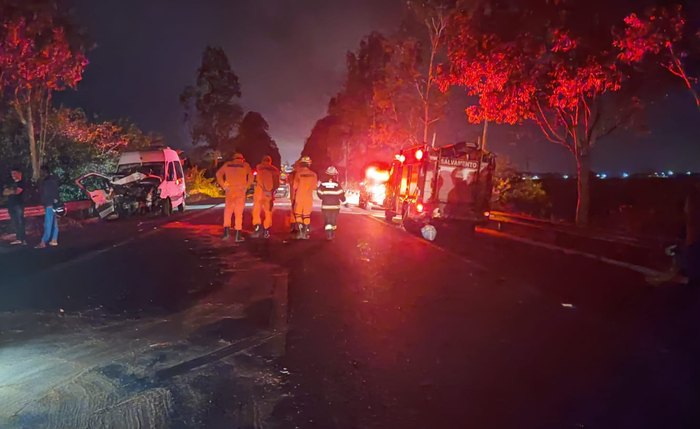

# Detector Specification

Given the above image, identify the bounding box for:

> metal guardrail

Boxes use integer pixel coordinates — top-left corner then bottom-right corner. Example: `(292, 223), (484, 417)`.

(487, 210), (673, 248)
(0, 200), (93, 222)
(485, 210), (676, 271)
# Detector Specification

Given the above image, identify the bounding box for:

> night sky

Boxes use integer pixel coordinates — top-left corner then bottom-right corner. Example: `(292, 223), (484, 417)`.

(61, 0), (700, 174)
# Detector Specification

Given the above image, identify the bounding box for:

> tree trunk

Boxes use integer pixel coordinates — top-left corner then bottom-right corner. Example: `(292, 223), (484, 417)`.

(575, 141), (591, 227)
(26, 105), (41, 182)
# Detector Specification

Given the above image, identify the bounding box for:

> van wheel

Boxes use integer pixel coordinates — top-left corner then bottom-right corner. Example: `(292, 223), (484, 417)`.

(162, 198), (172, 217)
(177, 200), (186, 213)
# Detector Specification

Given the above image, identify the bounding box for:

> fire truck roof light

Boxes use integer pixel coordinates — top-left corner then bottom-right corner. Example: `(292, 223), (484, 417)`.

(415, 149), (424, 160)
(416, 203), (424, 213)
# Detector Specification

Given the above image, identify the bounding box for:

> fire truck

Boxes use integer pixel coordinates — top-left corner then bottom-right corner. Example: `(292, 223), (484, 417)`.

(359, 162), (391, 210)
(384, 141), (496, 233)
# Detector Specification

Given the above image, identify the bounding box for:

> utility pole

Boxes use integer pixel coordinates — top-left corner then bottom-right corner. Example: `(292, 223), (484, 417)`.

(481, 120), (489, 153)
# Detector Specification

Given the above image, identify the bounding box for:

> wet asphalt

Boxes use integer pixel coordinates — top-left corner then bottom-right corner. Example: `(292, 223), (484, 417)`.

(2, 203), (700, 428)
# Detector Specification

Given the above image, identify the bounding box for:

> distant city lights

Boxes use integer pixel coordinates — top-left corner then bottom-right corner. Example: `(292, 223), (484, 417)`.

(562, 174), (569, 179)
(596, 173), (607, 179)
(667, 170), (674, 176)
(622, 172), (630, 178)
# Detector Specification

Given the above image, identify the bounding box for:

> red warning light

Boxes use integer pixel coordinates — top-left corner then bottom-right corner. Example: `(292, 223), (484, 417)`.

(415, 149), (424, 160)
(416, 203), (424, 213)
(396, 154), (406, 163)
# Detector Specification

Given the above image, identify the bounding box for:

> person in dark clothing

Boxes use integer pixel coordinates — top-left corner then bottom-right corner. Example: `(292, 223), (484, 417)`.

(3, 168), (27, 245)
(683, 185), (700, 286)
(317, 166), (346, 240)
(648, 185), (700, 286)
(36, 166), (60, 249)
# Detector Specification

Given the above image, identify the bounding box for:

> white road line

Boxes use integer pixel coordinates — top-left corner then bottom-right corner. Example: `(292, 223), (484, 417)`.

(476, 227), (677, 278)
(356, 210), (679, 280)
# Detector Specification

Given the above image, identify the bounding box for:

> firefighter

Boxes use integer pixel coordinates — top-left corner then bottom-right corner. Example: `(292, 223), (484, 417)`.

(252, 155), (280, 238)
(317, 166), (346, 240)
(216, 152), (253, 242)
(287, 160), (299, 233)
(292, 156), (317, 239)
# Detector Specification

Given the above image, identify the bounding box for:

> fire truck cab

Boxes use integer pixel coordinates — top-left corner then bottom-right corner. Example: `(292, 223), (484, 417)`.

(384, 142), (496, 232)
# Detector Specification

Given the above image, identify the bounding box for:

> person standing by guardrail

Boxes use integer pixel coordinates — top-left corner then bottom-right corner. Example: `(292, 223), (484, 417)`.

(685, 185), (700, 287)
(35, 166), (60, 249)
(3, 168), (27, 246)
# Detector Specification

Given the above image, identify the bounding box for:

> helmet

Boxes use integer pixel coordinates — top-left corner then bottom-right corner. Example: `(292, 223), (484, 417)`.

(420, 224), (437, 241)
(325, 166), (339, 176)
(262, 155), (272, 164)
(233, 153), (244, 160)
(299, 156), (312, 165)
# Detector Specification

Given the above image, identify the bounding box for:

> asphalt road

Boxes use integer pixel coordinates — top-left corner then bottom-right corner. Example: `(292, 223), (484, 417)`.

(1, 202), (700, 428)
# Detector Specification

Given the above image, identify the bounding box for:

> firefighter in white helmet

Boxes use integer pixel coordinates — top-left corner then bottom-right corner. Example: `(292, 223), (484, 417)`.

(317, 166), (346, 240)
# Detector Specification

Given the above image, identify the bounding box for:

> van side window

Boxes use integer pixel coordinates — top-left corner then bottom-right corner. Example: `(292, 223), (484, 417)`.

(175, 161), (184, 180)
(166, 162), (175, 181)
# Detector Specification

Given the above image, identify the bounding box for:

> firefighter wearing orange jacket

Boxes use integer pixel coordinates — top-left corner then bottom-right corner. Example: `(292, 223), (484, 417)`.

(252, 155), (280, 239)
(216, 153), (253, 242)
(292, 156), (317, 239)
(287, 161), (299, 233)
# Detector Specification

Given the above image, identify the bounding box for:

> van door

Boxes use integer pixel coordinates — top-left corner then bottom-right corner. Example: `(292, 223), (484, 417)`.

(172, 160), (186, 208)
(162, 161), (176, 201)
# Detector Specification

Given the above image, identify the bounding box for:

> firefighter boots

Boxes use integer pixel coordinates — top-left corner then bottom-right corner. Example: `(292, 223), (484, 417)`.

(234, 230), (245, 243)
(263, 229), (271, 239)
(222, 227), (231, 240)
(252, 224), (262, 238)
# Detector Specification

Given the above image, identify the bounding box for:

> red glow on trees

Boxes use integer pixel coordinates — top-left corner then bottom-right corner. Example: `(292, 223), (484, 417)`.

(0, 15), (89, 180)
(615, 6), (698, 110)
(443, 9), (635, 226)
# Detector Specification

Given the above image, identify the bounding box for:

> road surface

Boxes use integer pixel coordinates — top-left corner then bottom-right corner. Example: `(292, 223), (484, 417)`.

(1, 201), (699, 428)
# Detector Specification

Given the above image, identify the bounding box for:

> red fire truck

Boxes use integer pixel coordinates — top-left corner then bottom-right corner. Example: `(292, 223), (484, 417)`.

(384, 141), (496, 232)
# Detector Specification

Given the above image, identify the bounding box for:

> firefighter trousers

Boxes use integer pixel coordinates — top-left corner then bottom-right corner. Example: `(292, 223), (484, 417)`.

(224, 191), (246, 230)
(322, 209), (339, 230)
(252, 190), (273, 229)
(294, 195), (313, 225)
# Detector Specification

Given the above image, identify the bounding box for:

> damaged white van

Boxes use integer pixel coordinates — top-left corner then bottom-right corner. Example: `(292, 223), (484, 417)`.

(76, 147), (187, 219)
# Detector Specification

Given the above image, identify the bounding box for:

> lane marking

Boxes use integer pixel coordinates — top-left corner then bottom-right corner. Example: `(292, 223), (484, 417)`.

(476, 227), (674, 278)
(357, 211), (678, 280)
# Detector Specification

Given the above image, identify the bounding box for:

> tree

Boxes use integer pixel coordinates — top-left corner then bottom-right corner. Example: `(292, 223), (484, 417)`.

(615, 5), (699, 111)
(406, 0), (454, 144)
(54, 107), (154, 155)
(443, 1), (642, 226)
(301, 115), (344, 176)
(0, 14), (88, 181)
(228, 112), (281, 167)
(180, 46), (243, 150)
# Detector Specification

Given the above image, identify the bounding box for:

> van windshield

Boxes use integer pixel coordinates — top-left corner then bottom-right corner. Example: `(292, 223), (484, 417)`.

(116, 162), (164, 178)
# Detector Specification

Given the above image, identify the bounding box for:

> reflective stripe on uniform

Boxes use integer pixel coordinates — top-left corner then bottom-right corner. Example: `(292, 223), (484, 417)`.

(321, 205), (341, 210)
